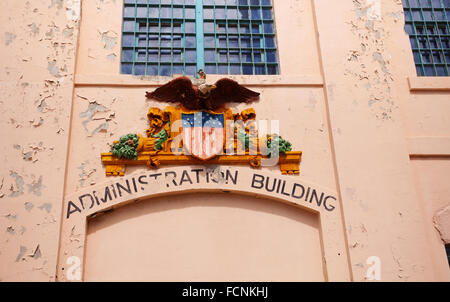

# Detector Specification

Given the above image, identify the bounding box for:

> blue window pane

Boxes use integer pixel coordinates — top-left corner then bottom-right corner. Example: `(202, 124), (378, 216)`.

(122, 50), (134, 62)
(160, 65), (171, 76)
(173, 35), (182, 47)
(240, 24), (250, 33)
(219, 36), (227, 47)
(173, 8), (183, 19)
(226, 0), (237, 5)
(122, 34), (134, 47)
(267, 65), (277, 74)
(186, 36), (196, 48)
(251, 8), (261, 19)
(173, 50), (182, 63)
(230, 65), (241, 74)
(205, 65), (217, 74)
(135, 64), (146, 75)
(242, 51), (252, 62)
(204, 9), (214, 19)
(266, 50), (277, 62)
(161, 35), (171, 47)
(218, 65), (228, 74)
(229, 37), (239, 47)
(186, 50), (196, 63)
(137, 50), (147, 61)
(149, 23), (159, 32)
(219, 51), (228, 63)
(160, 7), (171, 18)
(215, 0), (226, 5)
(253, 51), (262, 62)
(228, 24), (238, 33)
(123, 21), (135, 32)
(205, 50), (216, 62)
(204, 36), (215, 48)
(239, 0), (248, 5)
(173, 65), (184, 75)
(149, 7), (159, 18)
(161, 50), (172, 62)
(250, 0), (260, 5)
(255, 65), (265, 74)
(185, 22), (196, 33)
(185, 8), (195, 19)
(161, 24), (172, 33)
(252, 37), (261, 47)
(243, 65), (253, 75)
(185, 65), (197, 76)
(228, 8), (238, 19)
(436, 66), (447, 76)
(241, 37), (251, 48)
(122, 63), (132, 74)
(216, 8), (226, 19)
(229, 51), (240, 62)
(137, 6), (147, 18)
(264, 23), (273, 33)
(424, 65), (434, 76)
(148, 50), (158, 62)
(239, 8), (249, 19)
(262, 8), (272, 19)
(265, 36), (275, 47)
(124, 7), (135, 18)
(262, 0), (271, 5)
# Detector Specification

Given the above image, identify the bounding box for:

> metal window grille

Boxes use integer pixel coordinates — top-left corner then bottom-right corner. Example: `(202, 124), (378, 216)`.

(121, 0), (280, 76)
(402, 0), (450, 76)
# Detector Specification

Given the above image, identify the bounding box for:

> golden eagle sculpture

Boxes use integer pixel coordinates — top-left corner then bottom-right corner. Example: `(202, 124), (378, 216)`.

(145, 76), (260, 111)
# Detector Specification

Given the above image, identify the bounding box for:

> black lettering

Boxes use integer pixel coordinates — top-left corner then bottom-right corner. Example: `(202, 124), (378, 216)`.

(111, 184), (117, 199)
(310, 190), (325, 208)
(276, 179), (282, 193)
(292, 183), (305, 199)
(66, 200), (82, 219)
(226, 170), (238, 185)
(305, 187), (311, 202)
(179, 170), (193, 185)
(265, 177), (276, 192)
(78, 194), (93, 210)
(165, 171), (178, 187)
(191, 169), (203, 183)
(132, 177), (138, 193)
(149, 173), (162, 180)
(92, 191), (100, 206)
(251, 174), (264, 189)
(281, 180), (290, 196)
(138, 175), (148, 185)
(101, 186), (112, 203)
(116, 180), (131, 197)
(324, 196), (336, 212)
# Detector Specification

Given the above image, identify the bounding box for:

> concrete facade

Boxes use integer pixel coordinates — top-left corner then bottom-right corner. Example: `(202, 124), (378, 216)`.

(0, 0), (449, 281)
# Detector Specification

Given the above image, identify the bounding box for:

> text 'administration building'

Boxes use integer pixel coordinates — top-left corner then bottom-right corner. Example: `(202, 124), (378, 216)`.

(0, 0), (449, 281)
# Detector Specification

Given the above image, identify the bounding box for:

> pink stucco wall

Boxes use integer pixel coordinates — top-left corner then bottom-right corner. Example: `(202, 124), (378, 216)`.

(1, 0), (449, 281)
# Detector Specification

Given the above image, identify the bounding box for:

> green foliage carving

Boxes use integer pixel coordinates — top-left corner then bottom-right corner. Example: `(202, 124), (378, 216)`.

(112, 134), (140, 160)
(149, 129), (168, 151)
(266, 134), (292, 158)
(237, 129), (250, 150)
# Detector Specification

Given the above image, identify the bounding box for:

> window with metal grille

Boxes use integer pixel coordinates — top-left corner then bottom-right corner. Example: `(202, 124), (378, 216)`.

(121, 0), (279, 76)
(402, 0), (450, 76)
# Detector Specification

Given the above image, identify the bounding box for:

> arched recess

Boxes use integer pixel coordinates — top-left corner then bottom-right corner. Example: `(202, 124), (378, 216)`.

(56, 166), (351, 281)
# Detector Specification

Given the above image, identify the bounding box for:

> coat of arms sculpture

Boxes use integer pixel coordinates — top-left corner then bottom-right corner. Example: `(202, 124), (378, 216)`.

(101, 74), (302, 176)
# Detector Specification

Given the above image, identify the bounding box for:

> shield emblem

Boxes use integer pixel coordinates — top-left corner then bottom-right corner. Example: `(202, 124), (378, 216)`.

(182, 112), (225, 160)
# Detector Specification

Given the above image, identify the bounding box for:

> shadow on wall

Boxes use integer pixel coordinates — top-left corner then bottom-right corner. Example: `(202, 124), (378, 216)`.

(84, 193), (324, 282)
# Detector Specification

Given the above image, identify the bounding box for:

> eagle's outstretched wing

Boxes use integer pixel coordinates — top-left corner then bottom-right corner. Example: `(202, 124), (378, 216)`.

(207, 78), (260, 110)
(145, 77), (198, 109)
